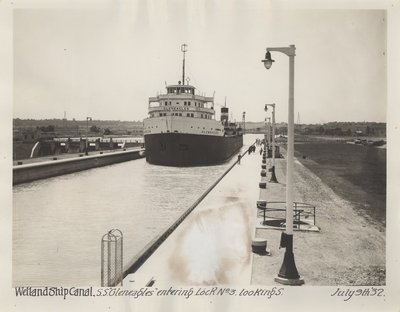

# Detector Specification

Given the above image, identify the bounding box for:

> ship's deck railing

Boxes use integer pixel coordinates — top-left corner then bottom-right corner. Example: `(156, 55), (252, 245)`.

(54, 137), (144, 143)
(149, 94), (214, 103)
(148, 105), (215, 114)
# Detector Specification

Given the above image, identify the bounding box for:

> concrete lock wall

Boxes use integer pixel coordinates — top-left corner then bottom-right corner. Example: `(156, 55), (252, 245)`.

(13, 150), (144, 185)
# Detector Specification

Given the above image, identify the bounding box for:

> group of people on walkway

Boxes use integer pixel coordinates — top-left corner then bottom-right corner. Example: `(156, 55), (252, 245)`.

(248, 144), (257, 154)
(255, 138), (265, 146)
(238, 138), (270, 164)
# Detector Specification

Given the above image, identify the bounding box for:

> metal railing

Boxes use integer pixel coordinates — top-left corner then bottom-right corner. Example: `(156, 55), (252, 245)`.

(101, 229), (123, 287)
(257, 201), (316, 231)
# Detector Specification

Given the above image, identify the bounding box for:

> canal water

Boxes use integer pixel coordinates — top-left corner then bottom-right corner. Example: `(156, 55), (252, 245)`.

(13, 135), (256, 286)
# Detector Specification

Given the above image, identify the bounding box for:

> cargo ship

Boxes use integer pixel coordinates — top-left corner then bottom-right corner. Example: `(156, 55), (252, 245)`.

(143, 44), (243, 166)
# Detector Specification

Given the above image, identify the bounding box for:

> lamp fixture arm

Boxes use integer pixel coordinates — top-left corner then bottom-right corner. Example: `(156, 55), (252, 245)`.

(267, 45), (296, 57)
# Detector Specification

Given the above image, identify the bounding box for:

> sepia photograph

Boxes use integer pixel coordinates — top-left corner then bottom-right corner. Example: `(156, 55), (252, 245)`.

(1, 0), (399, 311)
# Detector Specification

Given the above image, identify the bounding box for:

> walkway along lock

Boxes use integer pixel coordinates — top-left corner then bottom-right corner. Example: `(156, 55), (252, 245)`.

(122, 145), (256, 280)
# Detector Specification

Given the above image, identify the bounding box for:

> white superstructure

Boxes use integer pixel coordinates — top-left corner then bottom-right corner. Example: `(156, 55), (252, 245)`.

(143, 84), (224, 136)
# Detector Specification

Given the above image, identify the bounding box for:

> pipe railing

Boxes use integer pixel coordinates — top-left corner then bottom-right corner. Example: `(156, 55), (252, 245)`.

(257, 201), (316, 231)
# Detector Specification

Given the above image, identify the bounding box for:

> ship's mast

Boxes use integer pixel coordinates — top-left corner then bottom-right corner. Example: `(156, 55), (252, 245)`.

(181, 44), (187, 85)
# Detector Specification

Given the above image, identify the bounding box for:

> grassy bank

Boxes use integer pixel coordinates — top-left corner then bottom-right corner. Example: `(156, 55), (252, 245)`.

(294, 141), (386, 230)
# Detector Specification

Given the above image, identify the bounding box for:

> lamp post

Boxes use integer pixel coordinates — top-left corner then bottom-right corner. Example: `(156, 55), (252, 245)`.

(266, 117), (271, 155)
(265, 104), (278, 183)
(264, 117), (268, 152)
(242, 111), (246, 134)
(85, 117), (92, 156)
(262, 44), (304, 285)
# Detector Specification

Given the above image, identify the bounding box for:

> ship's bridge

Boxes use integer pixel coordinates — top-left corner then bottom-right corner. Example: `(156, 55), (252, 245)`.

(147, 83), (215, 120)
(166, 84), (195, 95)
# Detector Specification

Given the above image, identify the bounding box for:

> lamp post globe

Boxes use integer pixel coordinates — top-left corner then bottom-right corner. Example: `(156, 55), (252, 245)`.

(261, 51), (275, 70)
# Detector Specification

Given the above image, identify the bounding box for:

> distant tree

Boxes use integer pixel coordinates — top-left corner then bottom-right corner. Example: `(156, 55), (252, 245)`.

(39, 125), (55, 132)
(280, 127), (288, 135)
(90, 125), (101, 133)
(334, 127), (343, 136)
(103, 128), (112, 135)
(317, 126), (325, 135)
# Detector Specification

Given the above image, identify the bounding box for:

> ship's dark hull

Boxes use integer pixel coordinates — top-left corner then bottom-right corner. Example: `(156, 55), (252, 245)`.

(144, 133), (243, 166)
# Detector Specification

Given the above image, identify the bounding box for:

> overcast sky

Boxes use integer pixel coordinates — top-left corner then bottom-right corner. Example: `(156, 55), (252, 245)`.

(13, 1), (387, 124)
